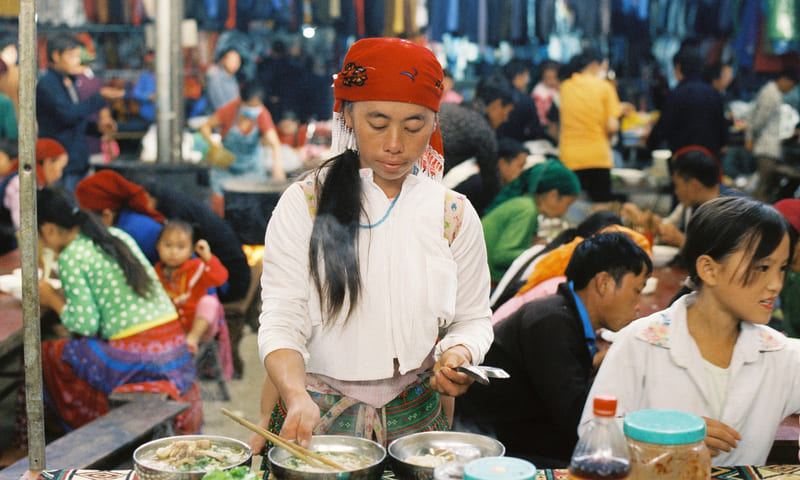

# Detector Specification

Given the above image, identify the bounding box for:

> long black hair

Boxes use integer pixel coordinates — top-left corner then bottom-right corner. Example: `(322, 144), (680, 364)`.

(37, 186), (154, 298)
(308, 148), (363, 323)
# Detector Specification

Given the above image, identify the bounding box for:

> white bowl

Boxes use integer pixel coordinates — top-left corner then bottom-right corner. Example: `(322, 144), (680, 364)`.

(612, 168), (647, 186)
(652, 245), (680, 268)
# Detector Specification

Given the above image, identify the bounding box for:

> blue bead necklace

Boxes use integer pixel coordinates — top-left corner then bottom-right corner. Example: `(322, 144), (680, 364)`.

(360, 192), (400, 229)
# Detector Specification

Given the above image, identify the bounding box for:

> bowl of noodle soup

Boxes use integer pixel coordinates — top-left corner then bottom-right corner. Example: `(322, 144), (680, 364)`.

(268, 435), (386, 480)
(388, 432), (505, 480)
(133, 434), (252, 480)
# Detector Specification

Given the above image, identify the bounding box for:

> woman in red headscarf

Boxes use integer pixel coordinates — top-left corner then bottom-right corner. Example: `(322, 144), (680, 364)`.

(0, 138), (68, 238)
(73, 169), (165, 264)
(255, 38), (493, 453)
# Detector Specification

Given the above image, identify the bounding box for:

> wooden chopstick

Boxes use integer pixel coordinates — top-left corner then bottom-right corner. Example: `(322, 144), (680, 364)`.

(220, 408), (346, 471)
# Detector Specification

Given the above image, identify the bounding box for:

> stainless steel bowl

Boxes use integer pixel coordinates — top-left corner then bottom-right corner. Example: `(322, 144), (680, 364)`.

(133, 434), (252, 480)
(268, 435), (386, 480)
(388, 432), (505, 480)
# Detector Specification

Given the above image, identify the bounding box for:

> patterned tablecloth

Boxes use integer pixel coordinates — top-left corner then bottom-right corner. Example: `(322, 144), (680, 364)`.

(32, 466), (800, 480)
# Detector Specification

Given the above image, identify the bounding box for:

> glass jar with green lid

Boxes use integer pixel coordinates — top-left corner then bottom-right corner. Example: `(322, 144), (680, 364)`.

(623, 409), (711, 480)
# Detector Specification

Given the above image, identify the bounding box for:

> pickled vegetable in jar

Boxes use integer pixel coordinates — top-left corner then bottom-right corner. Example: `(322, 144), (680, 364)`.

(623, 409), (710, 480)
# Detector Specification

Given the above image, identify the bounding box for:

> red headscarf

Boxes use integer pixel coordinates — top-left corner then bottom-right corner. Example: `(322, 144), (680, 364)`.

(31, 138), (66, 186)
(774, 199), (800, 235)
(333, 37), (444, 113)
(74, 170), (165, 223)
(331, 38), (445, 176)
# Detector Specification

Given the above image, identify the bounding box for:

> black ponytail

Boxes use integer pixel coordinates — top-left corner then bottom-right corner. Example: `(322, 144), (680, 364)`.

(308, 149), (363, 323)
(37, 186), (154, 298)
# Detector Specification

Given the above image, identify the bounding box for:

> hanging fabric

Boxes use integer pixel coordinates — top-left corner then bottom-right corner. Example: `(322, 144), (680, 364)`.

(509, 0), (527, 45)
(537, 0), (557, 43)
(97, 0), (110, 24)
(364, 0), (384, 37)
(734, 0), (760, 69)
(478, 0), (488, 55)
(527, 0), (537, 45)
(764, 0), (800, 54)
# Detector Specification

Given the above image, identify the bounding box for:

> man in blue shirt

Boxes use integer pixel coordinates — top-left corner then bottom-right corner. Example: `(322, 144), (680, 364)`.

(454, 233), (652, 469)
(36, 33), (124, 192)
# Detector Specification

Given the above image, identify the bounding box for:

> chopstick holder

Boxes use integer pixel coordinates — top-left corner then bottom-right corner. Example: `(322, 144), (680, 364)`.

(220, 408), (347, 471)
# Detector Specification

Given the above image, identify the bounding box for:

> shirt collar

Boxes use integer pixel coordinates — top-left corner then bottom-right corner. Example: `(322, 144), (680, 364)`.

(569, 281), (597, 357)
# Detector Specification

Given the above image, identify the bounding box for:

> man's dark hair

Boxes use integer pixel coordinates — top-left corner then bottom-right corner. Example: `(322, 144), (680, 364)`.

(216, 47), (241, 63)
(0, 36), (15, 51)
(496, 137), (528, 163)
(239, 81), (265, 102)
(565, 232), (652, 290)
(474, 74), (515, 107)
(46, 33), (82, 63)
(575, 46), (604, 72)
(673, 47), (704, 79)
(778, 67), (800, 85)
(502, 59), (531, 83)
(702, 62), (729, 84)
(670, 149), (720, 188)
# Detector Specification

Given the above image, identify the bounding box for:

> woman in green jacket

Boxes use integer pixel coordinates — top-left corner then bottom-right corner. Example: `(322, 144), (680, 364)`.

(482, 159), (581, 283)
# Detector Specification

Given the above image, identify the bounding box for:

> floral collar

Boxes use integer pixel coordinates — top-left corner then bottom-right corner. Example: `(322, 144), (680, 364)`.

(635, 292), (785, 354)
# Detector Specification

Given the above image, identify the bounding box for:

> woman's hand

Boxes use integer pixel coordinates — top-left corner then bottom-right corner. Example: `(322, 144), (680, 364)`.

(247, 416), (271, 454)
(38, 278), (64, 314)
(280, 390), (320, 448)
(656, 223), (685, 248)
(702, 416), (741, 457)
(272, 166), (287, 183)
(430, 345), (474, 397)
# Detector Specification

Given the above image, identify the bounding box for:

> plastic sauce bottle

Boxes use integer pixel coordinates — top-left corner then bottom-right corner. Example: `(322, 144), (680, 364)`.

(568, 394), (631, 480)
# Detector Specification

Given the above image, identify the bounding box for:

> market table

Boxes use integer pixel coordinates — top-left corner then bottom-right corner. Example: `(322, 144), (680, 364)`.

(23, 465), (800, 480)
(639, 264), (686, 317)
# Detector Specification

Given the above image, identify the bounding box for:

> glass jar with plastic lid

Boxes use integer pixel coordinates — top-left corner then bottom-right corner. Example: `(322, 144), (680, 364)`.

(623, 409), (711, 480)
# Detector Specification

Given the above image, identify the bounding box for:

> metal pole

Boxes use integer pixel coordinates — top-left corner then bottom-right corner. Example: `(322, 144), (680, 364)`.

(155, 0), (173, 164)
(19, 0), (46, 472)
(170, 0), (184, 164)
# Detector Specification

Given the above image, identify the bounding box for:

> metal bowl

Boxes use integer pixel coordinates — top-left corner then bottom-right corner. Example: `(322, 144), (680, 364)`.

(388, 432), (505, 480)
(268, 435), (386, 480)
(133, 434), (252, 480)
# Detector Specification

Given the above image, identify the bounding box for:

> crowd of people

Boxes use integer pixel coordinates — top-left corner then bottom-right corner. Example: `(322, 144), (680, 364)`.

(2, 28), (800, 474)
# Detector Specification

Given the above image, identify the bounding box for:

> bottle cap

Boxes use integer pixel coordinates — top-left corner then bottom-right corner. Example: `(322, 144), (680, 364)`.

(624, 409), (706, 445)
(463, 457), (536, 480)
(593, 394), (617, 417)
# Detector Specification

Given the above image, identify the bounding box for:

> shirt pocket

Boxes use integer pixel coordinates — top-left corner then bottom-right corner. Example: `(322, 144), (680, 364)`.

(426, 256), (458, 325)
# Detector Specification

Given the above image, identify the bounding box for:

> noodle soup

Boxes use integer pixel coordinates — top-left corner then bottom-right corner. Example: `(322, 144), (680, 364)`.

(279, 451), (377, 472)
(133, 435), (252, 480)
(139, 438), (249, 472)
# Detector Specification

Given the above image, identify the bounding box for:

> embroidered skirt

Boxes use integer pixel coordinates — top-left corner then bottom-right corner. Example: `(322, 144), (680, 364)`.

(29, 320), (202, 442)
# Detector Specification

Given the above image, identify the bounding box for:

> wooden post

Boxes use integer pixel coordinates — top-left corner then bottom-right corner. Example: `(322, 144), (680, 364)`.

(18, 0), (46, 472)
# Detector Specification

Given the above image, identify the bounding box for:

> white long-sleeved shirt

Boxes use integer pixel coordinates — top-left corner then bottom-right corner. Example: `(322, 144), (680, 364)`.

(258, 169), (493, 384)
(580, 292), (800, 466)
(747, 81), (784, 159)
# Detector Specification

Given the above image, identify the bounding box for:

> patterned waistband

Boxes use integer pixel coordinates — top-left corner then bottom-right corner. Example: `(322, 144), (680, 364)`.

(271, 375), (448, 446)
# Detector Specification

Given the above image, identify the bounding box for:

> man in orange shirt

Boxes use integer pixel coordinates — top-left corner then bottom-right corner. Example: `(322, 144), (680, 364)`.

(559, 48), (622, 206)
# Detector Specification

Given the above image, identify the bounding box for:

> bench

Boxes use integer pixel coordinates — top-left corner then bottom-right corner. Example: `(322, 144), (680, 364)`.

(1, 395), (188, 480)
